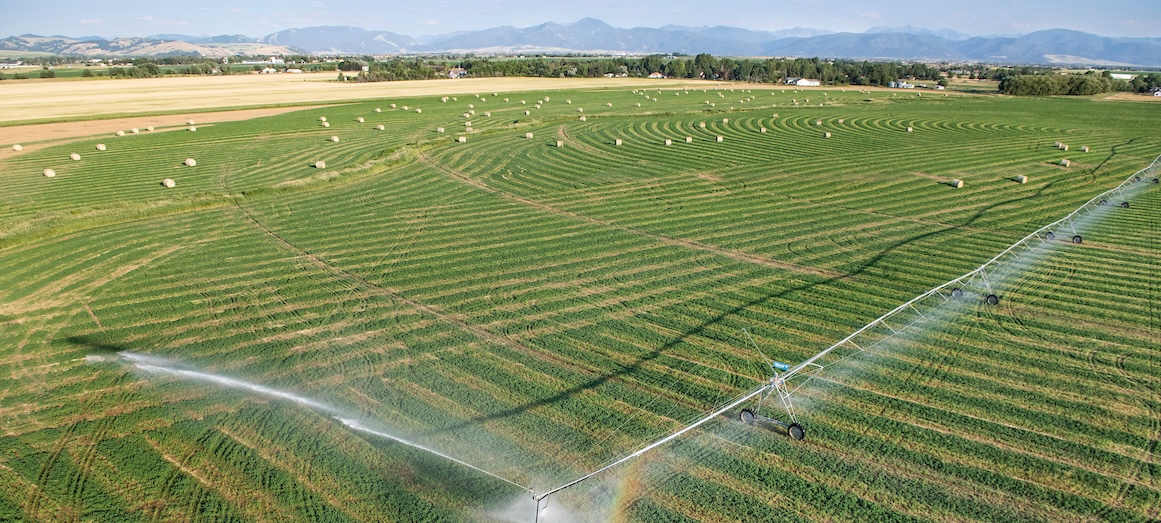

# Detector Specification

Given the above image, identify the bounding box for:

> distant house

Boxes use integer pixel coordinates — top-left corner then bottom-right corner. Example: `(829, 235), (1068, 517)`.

(0, 61), (23, 69)
(1110, 73), (1135, 80)
(648, 72), (665, 79)
(448, 67), (467, 79)
(888, 81), (915, 89)
(1153, 89), (1161, 97)
(784, 77), (820, 87)
(260, 67), (277, 74)
(285, 68), (303, 74)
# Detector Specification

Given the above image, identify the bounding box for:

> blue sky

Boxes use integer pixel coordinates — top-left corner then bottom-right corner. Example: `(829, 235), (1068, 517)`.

(4, 0), (1158, 38)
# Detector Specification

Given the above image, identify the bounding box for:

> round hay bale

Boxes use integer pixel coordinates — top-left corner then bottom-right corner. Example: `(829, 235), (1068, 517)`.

(717, 136), (724, 142)
(402, 106), (408, 110)
(184, 158), (196, 167)
(543, 96), (548, 101)
(457, 136), (466, 143)
(614, 138), (622, 146)
(186, 119), (195, 125)
(116, 130), (125, 137)
(162, 178), (176, 188)
(465, 121), (472, 127)
(437, 127), (445, 133)
(468, 104), (474, 109)
(636, 103), (641, 107)
(722, 118), (729, 124)
(665, 139), (672, 146)
(525, 132), (534, 139)
(377, 124), (385, 131)
(416, 108), (422, 113)
(131, 128), (139, 134)
(699, 122), (706, 128)
(524, 111), (530, 115)
(761, 127), (767, 133)
(70, 153), (81, 161)
(823, 132), (831, 138)
(566, 100), (571, 104)
(607, 102), (612, 107)
(315, 161), (326, 169)
(484, 112), (491, 117)
(390, 104), (396, 108)
(1081, 146), (1090, 153)
(838, 119), (844, 124)
(374, 108), (381, 113)
(43, 168), (56, 177)
(556, 140), (563, 148)
(521, 100), (526, 104)
(12, 144), (22, 152)
(1060, 144), (1068, 151)
(469, 109), (475, 114)
(189, 126), (197, 132)
(145, 126), (154, 132)
(322, 122), (330, 128)
(451, 97), (456, 101)
(950, 179), (964, 189)
(320, 116), (327, 122)
(504, 98), (509, 102)
(578, 108), (584, 112)
(685, 136), (692, 143)
(1060, 159), (1071, 167)
(579, 116), (586, 121)
(1015, 175), (1028, 184)
(772, 113), (778, 118)
(330, 136), (340, 143)
(906, 127), (913, 132)
(816, 120), (822, 126)
(357, 117), (365, 123)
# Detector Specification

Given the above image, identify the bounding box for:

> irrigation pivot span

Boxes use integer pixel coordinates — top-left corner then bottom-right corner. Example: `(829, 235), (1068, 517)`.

(529, 153), (1160, 520)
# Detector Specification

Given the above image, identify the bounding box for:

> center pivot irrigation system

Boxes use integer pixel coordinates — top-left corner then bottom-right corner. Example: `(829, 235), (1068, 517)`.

(528, 154), (1159, 521)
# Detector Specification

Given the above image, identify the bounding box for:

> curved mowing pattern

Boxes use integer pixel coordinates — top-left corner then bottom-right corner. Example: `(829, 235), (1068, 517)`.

(0, 88), (1159, 522)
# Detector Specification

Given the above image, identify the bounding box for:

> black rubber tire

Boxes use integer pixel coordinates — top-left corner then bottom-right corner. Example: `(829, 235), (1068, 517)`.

(739, 408), (756, 425)
(1072, 235), (1083, 244)
(1121, 202), (1130, 208)
(1045, 231), (1055, 241)
(1099, 199), (1108, 206)
(788, 423), (805, 441)
(1135, 176), (1142, 182)
(951, 288), (963, 298)
(1153, 178), (1159, 184)
(986, 294), (999, 305)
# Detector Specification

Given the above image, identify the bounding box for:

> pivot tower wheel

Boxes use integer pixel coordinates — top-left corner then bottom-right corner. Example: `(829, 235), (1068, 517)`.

(1044, 231), (1055, 241)
(1072, 235), (1083, 244)
(985, 294), (1000, 305)
(788, 423), (806, 441)
(739, 408), (756, 425)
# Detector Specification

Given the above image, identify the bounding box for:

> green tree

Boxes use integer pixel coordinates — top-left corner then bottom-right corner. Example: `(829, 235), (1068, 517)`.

(81, 68), (94, 77)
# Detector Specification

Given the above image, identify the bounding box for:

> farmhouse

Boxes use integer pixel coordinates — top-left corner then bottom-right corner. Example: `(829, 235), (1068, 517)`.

(888, 81), (915, 89)
(0, 61), (23, 69)
(648, 72), (666, 79)
(1151, 87), (1161, 97)
(448, 67), (467, 79)
(785, 78), (821, 87)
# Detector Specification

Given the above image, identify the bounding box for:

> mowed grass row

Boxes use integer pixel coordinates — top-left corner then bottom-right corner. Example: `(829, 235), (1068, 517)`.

(0, 87), (1158, 522)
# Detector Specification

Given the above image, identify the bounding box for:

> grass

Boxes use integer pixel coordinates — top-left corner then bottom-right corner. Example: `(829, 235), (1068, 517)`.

(0, 83), (1158, 522)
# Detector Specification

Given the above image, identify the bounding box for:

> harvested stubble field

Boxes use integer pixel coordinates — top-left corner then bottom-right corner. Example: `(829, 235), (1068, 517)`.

(0, 81), (1158, 522)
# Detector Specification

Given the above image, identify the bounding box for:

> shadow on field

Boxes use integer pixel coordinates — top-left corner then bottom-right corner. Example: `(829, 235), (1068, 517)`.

(427, 140), (1134, 437)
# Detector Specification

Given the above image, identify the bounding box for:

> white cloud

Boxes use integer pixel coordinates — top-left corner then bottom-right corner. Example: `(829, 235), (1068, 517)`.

(424, 19), (438, 26)
(78, 19), (100, 25)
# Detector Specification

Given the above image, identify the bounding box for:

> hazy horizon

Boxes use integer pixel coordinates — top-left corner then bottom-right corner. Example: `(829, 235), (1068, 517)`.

(3, 0), (1158, 40)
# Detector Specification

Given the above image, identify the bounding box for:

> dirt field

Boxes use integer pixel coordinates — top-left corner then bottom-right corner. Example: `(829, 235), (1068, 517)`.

(0, 73), (695, 124)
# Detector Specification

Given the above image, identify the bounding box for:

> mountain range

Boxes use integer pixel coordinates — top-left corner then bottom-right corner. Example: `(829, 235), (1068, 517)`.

(3, 18), (1160, 66)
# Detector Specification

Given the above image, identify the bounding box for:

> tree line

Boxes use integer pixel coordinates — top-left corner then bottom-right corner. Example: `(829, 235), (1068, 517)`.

(998, 70), (1161, 95)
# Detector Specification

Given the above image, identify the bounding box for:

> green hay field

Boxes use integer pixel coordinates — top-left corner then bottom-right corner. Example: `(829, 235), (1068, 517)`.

(1, 84), (1158, 522)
